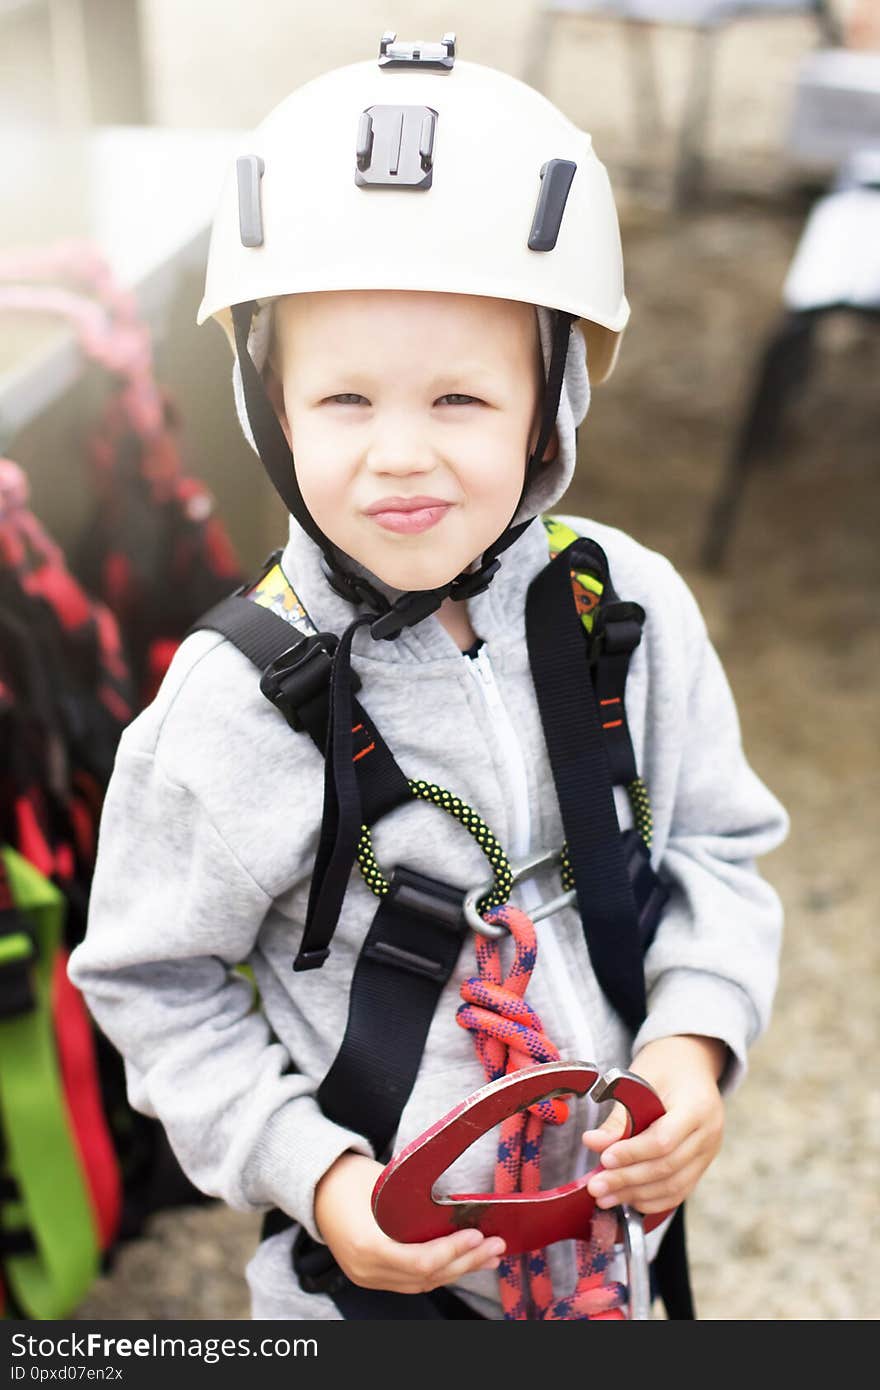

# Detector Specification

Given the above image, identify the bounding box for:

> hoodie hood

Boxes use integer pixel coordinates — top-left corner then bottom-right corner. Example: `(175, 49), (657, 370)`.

(232, 301), (591, 601)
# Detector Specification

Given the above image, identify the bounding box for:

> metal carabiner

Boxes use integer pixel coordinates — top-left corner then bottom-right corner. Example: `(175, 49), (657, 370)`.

(463, 844), (576, 938)
(621, 1205), (651, 1320)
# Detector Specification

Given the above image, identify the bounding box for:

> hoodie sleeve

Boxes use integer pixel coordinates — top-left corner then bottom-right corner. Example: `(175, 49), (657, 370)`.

(630, 563), (790, 1093)
(67, 734), (373, 1242)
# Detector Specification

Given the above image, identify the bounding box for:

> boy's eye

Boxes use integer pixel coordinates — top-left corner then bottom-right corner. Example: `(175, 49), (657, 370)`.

(324, 393), (481, 406)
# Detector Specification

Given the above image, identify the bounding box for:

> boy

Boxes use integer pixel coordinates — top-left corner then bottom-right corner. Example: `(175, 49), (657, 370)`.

(69, 35), (788, 1320)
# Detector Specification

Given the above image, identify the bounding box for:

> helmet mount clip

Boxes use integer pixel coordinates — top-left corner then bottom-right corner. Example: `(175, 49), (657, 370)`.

(355, 106), (438, 189)
(378, 31), (455, 71)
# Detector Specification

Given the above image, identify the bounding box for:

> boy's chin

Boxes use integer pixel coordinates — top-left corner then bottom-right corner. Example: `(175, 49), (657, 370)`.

(340, 537), (481, 596)
(362, 559), (467, 594)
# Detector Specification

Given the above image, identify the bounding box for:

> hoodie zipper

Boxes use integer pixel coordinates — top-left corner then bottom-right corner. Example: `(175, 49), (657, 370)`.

(464, 644), (599, 1149)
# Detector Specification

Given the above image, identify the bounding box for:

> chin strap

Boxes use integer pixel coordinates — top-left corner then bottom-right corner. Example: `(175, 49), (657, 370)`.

(231, 299), (576, 967)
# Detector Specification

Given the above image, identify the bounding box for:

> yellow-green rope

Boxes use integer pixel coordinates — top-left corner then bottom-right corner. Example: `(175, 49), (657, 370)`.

(356, 778), (514, 914)
(357, 774), (654, 910)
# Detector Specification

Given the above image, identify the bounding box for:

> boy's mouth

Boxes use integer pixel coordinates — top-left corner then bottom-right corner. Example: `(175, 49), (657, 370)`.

(365, 496), (453, 535)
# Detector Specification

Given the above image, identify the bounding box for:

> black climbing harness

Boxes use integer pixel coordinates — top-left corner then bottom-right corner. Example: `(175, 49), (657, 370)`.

(190, 515), (695, 1320)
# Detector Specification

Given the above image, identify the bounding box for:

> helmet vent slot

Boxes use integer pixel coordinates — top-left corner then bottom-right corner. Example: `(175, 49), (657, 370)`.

(528, 158), (577, 253)
(236, 154), (265, 248)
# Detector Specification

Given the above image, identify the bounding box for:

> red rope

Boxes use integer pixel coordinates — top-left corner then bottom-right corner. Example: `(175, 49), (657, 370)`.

(0, 458), (132, 724)
(456, 901), (626, 1320)
(0, 242), (240, 701)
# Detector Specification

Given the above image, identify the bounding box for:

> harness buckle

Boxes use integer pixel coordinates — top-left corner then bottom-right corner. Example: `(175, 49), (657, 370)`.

(590, 600), (646, 661)
(463, 846), (575, 939)
(259, 632), (360, 731)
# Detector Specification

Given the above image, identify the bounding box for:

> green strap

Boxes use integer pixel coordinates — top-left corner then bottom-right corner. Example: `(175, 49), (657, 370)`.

(0, 847), (99, 1318)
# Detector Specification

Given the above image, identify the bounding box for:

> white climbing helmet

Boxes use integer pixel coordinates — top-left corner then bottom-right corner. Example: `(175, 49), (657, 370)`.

(197, 33), (629, 385)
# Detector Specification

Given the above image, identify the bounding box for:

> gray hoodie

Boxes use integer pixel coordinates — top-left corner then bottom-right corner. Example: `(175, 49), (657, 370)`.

(68, 318), (789, 1319)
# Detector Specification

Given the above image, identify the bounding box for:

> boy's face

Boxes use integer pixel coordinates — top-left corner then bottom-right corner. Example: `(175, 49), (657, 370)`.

(266, 289), (555, 592)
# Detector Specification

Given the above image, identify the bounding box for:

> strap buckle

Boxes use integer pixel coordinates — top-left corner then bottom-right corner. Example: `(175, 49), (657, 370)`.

(590, 600), (646, 661)
(259, 632), (360, 731)
(363, 866), (468, 979)
(369, 558), (501, 640)
(450, 557), (501, 602)
(369, 590), (444, 641)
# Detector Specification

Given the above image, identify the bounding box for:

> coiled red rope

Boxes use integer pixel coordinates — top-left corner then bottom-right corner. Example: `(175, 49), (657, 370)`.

(456, 901), (626, 1320)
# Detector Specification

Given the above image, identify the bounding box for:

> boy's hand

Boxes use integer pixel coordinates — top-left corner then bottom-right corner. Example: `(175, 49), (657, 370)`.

(583, 1035), (727, 1215)
(313, 1151), (506, 1294)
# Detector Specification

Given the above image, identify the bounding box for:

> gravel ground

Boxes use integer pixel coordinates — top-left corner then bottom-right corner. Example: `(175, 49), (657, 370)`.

(74, 8), (878, 1322)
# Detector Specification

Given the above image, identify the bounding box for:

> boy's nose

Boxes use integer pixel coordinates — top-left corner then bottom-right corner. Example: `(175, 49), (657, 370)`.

(364, 420), (436, 476)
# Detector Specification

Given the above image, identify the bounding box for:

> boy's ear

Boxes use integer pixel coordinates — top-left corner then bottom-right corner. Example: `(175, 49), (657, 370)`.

(262, 365), (292, 449)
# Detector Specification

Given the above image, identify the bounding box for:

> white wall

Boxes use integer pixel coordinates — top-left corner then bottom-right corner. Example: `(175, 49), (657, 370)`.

(138, 1), (537, 127)
(136, 0), (847, 170)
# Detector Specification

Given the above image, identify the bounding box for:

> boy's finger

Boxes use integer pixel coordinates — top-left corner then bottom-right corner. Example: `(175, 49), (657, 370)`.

(406, 1227), (501, 1281)
(581, 1100), (629, 1151)
(587, 1129), (702, 1202)
(591, 1159), (704, 1214)
(596, 1112), (694, 1170)
(589, 1123), (700, 1189)
(441, 1236), (507, 1285)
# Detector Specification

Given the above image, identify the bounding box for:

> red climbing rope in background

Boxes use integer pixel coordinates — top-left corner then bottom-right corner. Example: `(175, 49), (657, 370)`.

(0, 242), (241, 704)
(456, 901), (626, 1321)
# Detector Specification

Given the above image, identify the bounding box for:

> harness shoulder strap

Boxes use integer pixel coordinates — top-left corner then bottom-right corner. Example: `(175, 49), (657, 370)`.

(534, 520), (695, 1321)
(191, 555), (474, 1315)
(191, 558), (476, 1144)
(527, 533), (647, 1033)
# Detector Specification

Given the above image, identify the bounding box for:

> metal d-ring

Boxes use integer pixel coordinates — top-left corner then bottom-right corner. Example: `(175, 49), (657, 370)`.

(463, 845), (576, 939)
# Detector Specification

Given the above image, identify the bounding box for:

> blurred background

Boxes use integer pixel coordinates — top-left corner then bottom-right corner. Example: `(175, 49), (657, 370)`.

(0, 0), (877, 1321)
